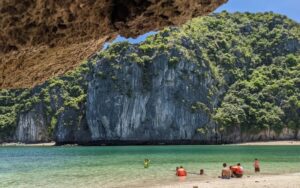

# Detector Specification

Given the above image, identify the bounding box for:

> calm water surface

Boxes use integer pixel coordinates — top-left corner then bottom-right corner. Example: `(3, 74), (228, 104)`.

(1, 145), (300, 188)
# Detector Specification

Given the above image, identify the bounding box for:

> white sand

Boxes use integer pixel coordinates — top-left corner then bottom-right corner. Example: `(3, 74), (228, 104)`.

(236, 140), (300, 146)
(1, 140), (300, 147)
(0, 142), (56, 146)
(151, 173), (300, 188)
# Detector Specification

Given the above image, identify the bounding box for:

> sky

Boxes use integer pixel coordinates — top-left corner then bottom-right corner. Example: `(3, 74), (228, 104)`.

(103, 31), (157, 49)
(215, 0), (300, 22)
(103, 0), (300, 48)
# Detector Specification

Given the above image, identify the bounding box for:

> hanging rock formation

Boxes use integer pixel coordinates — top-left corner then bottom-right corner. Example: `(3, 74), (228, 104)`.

(0, 0), (227, 88)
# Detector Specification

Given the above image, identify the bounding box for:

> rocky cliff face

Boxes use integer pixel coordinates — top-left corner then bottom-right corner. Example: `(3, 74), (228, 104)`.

(87, 44), (217, 142)
(16, 104), (49, 143)
(0, 0), (227, 89)
(0, 12), (299, 144)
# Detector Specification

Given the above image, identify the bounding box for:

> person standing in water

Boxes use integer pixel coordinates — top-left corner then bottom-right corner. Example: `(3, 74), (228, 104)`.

(144, 159), (150, 168)
(254, 158), (260, 173)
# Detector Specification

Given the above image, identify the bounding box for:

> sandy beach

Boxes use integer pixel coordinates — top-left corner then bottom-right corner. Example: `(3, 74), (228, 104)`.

(235, 140), (300, 146)
(152, 173), (300, 188)
(1, 140), (300, 147)
(0, 142), (56, 147)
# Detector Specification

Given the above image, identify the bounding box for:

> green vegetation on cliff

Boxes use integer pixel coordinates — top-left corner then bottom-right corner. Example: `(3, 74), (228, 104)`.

(0, 62), (89, 140)
(214, 55), (300, 135)
(0, 12), (299, 141)
(130, 11), (300, 135)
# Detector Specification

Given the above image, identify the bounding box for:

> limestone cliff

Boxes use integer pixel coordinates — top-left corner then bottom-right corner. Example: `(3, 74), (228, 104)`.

(16, 104), (49, 143)
(87, 43), (218, 142)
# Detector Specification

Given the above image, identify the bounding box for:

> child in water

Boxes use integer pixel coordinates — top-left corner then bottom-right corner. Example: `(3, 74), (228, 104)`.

(144, 159), (150, 168)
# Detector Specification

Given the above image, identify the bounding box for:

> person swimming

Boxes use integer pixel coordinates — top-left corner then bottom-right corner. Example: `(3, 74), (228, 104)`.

(200, 169), (204, 175)
(144, 159), (150, 168)
(176, 166), (187, 176)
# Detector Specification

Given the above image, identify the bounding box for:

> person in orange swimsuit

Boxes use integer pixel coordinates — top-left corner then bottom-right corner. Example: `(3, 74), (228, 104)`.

(176, 166), (187, 176)
(230, 163), (244, 178)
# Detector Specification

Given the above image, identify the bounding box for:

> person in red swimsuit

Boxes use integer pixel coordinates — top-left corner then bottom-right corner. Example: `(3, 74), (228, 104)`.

(176, 166), (187, 176)
(230, 163), (244, 178)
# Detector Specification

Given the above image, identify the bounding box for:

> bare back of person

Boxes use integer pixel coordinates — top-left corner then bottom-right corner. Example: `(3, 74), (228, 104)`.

(221, 163), (231, 179)
(222, 168), (231, 179)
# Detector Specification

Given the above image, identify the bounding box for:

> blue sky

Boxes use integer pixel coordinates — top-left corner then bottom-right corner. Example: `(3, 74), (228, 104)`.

(103, 31), (157, 49)
(215, 0), (300, 22)
(104, 0), (299, 47)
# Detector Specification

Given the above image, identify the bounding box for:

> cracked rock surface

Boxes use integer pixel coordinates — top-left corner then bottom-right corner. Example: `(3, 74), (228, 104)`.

(0, 0), (227, 88)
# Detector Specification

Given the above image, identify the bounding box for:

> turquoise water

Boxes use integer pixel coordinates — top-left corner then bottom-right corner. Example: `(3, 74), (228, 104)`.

(1, 145), (300, 188)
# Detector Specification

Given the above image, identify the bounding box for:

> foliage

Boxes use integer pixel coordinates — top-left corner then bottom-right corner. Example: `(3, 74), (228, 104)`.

(0, 61), (90, 138)
(214, 55), (300, 134)
(168, 56), (180, 67)
(191, 102), (210, 114)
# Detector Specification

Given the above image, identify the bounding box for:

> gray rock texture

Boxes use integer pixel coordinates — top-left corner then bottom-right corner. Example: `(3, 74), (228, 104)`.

(87, 50), (216, 142)
(16, 104), (49, 143)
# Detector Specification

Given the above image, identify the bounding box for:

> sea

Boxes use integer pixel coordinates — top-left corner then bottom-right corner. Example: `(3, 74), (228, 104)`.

(1, 145), (300, 188)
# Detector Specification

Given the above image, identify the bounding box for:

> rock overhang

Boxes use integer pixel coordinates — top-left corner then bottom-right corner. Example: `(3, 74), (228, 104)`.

(0, 0), (228, 88)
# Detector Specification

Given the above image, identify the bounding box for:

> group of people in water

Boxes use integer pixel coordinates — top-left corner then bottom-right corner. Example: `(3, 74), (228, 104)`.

(175, 159), (260, 178)
(144, 158), (260, 179)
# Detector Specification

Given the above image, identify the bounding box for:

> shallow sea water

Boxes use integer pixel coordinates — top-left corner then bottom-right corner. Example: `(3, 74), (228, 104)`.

(1, 145), (300, 188)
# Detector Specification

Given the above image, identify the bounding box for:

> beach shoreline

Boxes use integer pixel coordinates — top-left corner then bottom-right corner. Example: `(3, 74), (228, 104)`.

(1, 140), (300, 147)
(235, 140), (300, 146)
(0, 142), (56, 147)
(150, 173), (300, 188)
